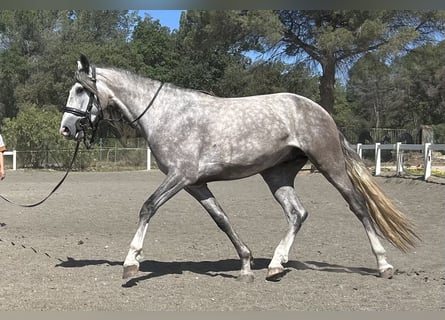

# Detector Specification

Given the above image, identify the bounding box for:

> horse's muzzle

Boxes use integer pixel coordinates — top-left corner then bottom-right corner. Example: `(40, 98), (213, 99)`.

(60, 126), (72, 138)
(60, 125), (85, 141)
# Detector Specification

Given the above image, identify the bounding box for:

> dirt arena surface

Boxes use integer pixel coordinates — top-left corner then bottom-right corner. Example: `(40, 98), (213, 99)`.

(0, 169), (444, 311)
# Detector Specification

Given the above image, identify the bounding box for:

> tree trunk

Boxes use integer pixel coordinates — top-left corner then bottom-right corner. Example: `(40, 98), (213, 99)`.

(319, 59), (336, 115)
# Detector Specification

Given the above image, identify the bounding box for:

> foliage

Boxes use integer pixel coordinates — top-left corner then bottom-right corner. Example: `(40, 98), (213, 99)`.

(333, 83), (363, 128)
(3, 104), (61, 150)
(0, 9), (444, 171)
(276, 10), (445, 114)
(432, 123), (445, 144)
(347, 53), (394, 128)
(129, 15), (178, 81)
(2, 105), (89, 168)
(216, 60), (319, 98)
(172, 10), (283, 95)
(391, 41), (445, 127)
(347, 41), (445, 129)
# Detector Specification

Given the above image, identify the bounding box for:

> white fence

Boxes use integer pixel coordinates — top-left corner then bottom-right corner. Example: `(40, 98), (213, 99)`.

(4, 150), (17, 171)
(355, 142), (445, 180)
(4, 144), (445, 180)
(3, 148), (152, 171)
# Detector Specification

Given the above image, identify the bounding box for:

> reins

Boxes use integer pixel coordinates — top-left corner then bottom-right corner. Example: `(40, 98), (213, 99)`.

(127, 82), (164, 126)
(0, 140), (81, 208)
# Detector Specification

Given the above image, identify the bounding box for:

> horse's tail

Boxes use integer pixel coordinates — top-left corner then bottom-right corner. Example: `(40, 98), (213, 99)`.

(338, 131), (419, 252)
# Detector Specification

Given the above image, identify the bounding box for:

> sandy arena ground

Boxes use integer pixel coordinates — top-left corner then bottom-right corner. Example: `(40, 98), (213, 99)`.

(0, 170), (444, 311)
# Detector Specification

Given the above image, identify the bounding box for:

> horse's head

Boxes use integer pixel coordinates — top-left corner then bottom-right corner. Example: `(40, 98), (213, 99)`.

(60, 54), (103, 147)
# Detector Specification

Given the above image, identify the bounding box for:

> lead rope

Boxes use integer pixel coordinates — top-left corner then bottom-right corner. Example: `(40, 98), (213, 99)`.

(0, 140), (81, 264)
(0, 140), (81, 207)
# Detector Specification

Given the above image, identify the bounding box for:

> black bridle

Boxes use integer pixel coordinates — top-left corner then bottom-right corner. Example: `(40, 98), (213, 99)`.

(62, 65), (164, 149)
(62, 66), (103, 149)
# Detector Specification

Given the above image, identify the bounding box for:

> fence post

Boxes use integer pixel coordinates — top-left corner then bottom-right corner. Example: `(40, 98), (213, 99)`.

(423, 143), (432, 180)
(13, 150), (17, 170)
(375, 143), (381, 176)
(356, 143), (362, 159)
(396, 142), (403, 176)
(146, 147), (151, 171)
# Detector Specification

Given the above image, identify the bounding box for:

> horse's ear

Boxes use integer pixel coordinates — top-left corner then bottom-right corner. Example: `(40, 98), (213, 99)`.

(78, 54), (90, 72)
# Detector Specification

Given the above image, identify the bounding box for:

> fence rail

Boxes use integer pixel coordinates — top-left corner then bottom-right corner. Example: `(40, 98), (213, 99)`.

(4, 148), (152, 171)
(4, 143), (445, 181)
(355, 142), (445, 180)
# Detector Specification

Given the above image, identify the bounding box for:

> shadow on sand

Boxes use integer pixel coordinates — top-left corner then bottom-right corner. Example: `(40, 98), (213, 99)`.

(56, 256), (378, 287)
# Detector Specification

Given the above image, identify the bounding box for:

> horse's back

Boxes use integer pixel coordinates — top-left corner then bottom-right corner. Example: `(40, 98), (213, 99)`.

(190, 92), (329, 148)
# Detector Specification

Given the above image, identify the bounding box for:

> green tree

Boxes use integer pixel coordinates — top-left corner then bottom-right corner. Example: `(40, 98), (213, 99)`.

(347, 41), (445, 129)
(391, 41), (445, 127)
(277, 10), (445, 114)
(0, 10), (59, 56)
(0, 10), (137, 122)
(347, 53), (393, 129)
(130, 15), (178, 81)
(173, 10), (282, 94)
(333, 83), (359, 129)
(0, 50), (27, 120)
(0, 10), (60, 120)
(0, 9), (143, 159)
(218, 60), (318, 98)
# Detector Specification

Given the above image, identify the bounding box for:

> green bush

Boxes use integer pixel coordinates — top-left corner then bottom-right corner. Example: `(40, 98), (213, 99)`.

(432, 123), (445, 144)
(1, 104), (91, 169)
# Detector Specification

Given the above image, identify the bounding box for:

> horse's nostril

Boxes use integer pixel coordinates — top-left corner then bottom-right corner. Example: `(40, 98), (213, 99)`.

(61, 126), (71, 137)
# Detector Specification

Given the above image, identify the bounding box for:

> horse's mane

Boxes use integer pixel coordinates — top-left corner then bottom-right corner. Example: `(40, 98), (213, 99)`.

(98, 66), (217, 97)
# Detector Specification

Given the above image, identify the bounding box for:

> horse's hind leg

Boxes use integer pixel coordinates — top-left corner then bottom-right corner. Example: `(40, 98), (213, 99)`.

(309, 145), (394, 278)
(322, 169), (393, 277)
(185, 184), (254, 282)
(260, 158), (308, 281)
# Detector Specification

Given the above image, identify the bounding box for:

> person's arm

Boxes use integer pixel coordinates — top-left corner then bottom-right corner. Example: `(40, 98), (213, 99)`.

(0, 151), (5, 180)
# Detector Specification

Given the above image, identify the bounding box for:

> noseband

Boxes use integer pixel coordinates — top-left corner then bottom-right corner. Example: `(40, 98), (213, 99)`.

(63, 66), (103, 149)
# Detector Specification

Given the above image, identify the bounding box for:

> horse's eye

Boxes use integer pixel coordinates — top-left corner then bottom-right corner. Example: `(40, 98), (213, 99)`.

(76, 86), (84, 94)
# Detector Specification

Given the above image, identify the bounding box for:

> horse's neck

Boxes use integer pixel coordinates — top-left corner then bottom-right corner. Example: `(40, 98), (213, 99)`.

(100, 68), (160, 126)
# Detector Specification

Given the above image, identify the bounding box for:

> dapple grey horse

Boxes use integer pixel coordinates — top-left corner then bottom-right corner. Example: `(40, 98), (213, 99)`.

(60, 55), (418, 283)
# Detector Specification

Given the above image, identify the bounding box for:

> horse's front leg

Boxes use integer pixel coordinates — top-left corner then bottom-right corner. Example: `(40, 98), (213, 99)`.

(122, 173), (190, 279)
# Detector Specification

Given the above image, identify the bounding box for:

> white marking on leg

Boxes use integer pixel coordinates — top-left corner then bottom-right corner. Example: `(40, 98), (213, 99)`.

(268, 186), (305, 271)
(123, 223), (148, 267)
(365, 224), (393, 272)
(268, 229), (296, 269)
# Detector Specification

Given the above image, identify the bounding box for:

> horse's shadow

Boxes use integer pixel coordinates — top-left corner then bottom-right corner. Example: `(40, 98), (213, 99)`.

(56, 257), (378, 287)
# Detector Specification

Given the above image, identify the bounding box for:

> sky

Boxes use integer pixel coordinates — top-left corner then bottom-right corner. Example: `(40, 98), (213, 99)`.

(141, 10), (184, 30)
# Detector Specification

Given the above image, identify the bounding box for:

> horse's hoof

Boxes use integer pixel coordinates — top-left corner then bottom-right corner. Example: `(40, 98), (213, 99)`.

(266, 267), (289, 282)
(122, 264), (139, 279)
(379, 268), (394, 279)
(237, 273), (255, 283)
